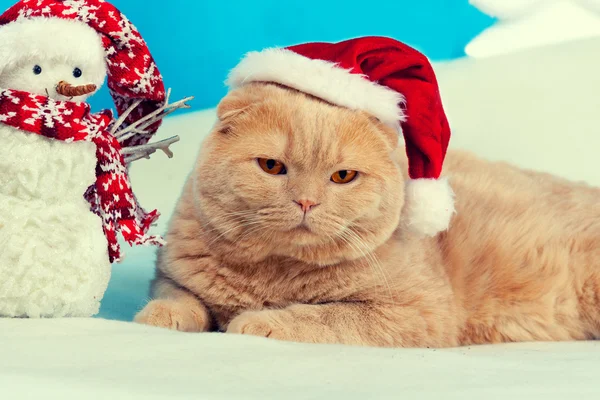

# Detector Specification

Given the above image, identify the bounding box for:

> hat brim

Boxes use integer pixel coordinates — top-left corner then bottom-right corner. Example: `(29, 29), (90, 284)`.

(226, 48), (406, 128)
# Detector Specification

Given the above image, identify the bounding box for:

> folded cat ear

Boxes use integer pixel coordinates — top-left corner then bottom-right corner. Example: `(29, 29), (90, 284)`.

(217, 93), (253, 122)
(363, 113), (401, 148)
(215, 91), (256, 135)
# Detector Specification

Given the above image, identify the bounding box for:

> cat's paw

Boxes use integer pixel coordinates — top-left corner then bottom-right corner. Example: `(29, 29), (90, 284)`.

(226, 310), (293, 341)
(134, 299), (206, 332)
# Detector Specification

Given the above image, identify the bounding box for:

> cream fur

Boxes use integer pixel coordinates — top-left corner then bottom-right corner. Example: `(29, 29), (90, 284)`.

(226, 48), (406, 128)
(0, 126), (111, 317)
(0, 17), (106, 102)
(136, 84), (600, 348)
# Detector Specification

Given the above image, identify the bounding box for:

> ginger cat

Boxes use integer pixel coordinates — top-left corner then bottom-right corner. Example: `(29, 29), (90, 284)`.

(135, 83), (600, 347)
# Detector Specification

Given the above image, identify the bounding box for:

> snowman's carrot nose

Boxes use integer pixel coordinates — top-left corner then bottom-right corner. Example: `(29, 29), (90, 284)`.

(56, 81), (97, 97)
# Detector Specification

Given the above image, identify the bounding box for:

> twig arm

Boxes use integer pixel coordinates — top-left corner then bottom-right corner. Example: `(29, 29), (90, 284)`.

(122, 136), (180, 164)
(113, 90), (193, 144)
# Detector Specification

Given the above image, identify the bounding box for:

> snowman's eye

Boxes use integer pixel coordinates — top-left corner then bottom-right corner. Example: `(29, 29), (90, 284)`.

(33, 65), (42, 75)
(73, 68), (82, 78)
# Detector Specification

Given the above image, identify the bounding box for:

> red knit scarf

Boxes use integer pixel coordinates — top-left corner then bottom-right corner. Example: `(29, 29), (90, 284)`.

(0, 89), (163, 263)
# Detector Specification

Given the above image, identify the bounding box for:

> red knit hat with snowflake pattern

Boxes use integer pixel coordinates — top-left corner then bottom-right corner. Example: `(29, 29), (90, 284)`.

(0, 0), (166, 147)
(227, 36), (455, 236)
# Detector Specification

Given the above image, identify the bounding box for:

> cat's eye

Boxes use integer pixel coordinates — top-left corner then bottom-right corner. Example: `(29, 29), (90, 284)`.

(33, 65), (42, 75)
(257, 158), (287, 175)
(73, 67), (82, 78)
(331, 170), (358, 184)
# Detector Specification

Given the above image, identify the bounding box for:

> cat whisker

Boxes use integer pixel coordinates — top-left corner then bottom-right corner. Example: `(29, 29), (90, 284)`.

(221, 210), (260, 217)
(334, 223), (395, 303)
(334, 232), (383, 292)
(347, 229), (395, 297)
(200, 213), (256, 237)
(236, 224), (270, 245)
(207, 220), (263, 247)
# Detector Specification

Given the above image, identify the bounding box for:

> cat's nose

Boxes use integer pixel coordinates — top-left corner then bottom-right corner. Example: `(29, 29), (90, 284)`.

(294, 199), (319, 213)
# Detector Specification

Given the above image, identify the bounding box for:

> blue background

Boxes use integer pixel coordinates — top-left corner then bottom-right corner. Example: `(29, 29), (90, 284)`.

(0, 0), (495, 321)
(0, 0), (494, 113)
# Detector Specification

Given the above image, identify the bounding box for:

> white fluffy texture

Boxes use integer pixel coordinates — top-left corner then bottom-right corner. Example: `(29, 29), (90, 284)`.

(0, 17), (106, 102)
(466, 0), (600, 58)
(1, 319), (600, 400)
(0, 126), (111, 318)
(226, 48), (406, 128)
(403, 178), (455, 237)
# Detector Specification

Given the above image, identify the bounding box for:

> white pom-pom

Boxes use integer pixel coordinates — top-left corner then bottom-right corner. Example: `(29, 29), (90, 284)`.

(404, 177), (456, 237)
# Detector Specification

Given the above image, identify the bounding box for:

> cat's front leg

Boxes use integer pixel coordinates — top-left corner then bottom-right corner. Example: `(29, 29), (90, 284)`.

(226, 302), (458, 348)
(135, 277), (212, 333)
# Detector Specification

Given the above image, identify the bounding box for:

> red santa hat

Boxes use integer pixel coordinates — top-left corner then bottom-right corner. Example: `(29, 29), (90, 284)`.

(227, 36), (455, 236)
(0, 0), (166, 147)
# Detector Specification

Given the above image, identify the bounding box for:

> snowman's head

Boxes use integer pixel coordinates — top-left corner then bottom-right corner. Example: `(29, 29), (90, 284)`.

(0, 17), (107, 102)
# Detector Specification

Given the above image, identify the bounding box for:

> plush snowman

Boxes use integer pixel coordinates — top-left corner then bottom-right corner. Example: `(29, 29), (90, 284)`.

(0, 0), (190, 318)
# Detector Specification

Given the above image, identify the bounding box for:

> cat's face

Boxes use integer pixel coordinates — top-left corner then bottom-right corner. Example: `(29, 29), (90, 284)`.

(194, 83), (405, 265)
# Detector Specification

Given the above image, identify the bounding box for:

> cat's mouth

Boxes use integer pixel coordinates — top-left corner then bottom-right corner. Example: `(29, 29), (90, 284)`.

(289, 222), (314, 234)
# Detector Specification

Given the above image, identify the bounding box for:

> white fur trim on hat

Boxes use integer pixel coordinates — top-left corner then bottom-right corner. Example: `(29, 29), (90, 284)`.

(226, 48), (406, 128)
(404, 177), (455, 237)
(0, 17), (106, 76)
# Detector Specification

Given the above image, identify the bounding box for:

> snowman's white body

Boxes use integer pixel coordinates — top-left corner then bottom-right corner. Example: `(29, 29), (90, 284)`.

(0, 125), (111, 317)
(0, 17), (116, 317)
